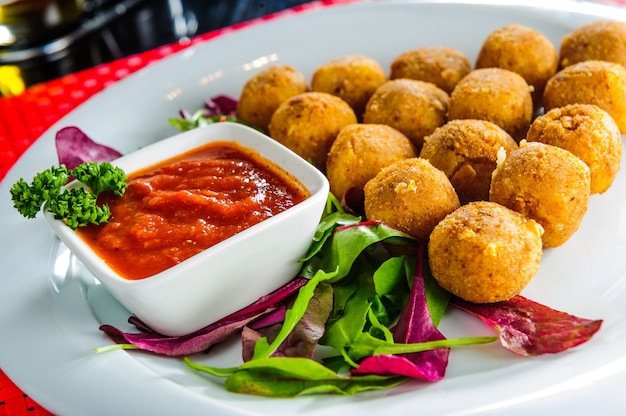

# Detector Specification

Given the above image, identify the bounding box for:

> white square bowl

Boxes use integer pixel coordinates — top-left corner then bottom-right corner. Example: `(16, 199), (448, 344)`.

(44, 122), (329, 336)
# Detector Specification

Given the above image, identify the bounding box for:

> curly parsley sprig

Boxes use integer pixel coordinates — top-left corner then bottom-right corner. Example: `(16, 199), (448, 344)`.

(72, 161), (127, 196)
(10, 165), (70, 219)
(10, 162), (127, 230)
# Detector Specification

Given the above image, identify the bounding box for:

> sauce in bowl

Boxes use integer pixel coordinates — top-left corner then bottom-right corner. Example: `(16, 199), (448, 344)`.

(77, 140), (310, 280)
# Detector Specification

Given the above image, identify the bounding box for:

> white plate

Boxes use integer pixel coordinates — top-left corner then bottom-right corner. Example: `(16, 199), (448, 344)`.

(2, 0), (626, 414)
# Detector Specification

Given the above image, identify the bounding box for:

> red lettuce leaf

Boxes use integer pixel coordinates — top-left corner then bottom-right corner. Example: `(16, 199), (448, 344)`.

(179, 95), (239, 120)
(247, 306), (287, 330)
(100, 277), (308, 356)
(353, 246), (449, 381)
(341, 186), (365, 217)
(451, 296), (603, 356)
(56, 126), (122, 169)
(241, 282), (333, 361)
(101, 313), (264, 357)
(351, 354), (441, 380)
(205, 95), (238, 117)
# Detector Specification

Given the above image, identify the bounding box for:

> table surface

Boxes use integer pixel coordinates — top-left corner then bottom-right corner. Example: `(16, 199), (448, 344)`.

(1, 0), (624, 414)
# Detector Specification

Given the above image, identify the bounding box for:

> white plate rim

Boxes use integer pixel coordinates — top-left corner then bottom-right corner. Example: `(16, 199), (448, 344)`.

(2, 1), (626, 415)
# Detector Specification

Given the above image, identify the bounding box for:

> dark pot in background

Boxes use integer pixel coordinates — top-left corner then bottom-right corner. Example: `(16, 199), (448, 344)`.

(0, 0), (86, 48)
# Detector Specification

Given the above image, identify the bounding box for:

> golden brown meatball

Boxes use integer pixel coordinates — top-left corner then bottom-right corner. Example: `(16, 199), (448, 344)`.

(420, 119), (518, 204)
(448, 68), (533, 141)
(311, 55), (387, 120)
(362, 79), (449, 152)
(268, 92), (357, 169)
(428, 201), (543, 304)
(489, 141), (591, 248)
(559, 20), (626, 68)
(390, 47), (472, 94)
(542, 60), (626, 135)
(237, 65), (308, 132)
(526, 104), (622, 194)
(475, 24), (558, 103)
(363, 157), (460, 242)
(326, 124), (417, 200)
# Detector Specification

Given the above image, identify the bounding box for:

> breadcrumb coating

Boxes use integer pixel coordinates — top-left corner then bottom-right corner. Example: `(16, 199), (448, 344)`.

(428, 201), (543, 303)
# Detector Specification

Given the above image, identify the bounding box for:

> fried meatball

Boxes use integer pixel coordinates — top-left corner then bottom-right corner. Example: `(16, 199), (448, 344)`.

(526, 104), (622, 194)
(268, 92), (357, 169)
(311, 55), (387, 119)
(542, 60), (626, 134)
(420, 119), (518, 204)
(448, 68), (533, 141)
(362, 79), (449, 152)
(475, 24), (558, 103)
(489, 141), (591, 248)
(559, 20), (626, 68)
(390, 47), (472, 94)
(326, 124), (417, 200)
(237, 65), (308, 132)
(363, 157), (460, 242)
(428, 201), (543, 304)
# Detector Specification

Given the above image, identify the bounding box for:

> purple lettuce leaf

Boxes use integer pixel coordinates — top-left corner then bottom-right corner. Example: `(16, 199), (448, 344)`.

(353, 246), (449, 381)
(178, 95), (238, 120)
(350, 354), (441, 380)
(99, 277), (308, 356)
(241, 326), (276, 361)
(341, 187), (365, 217)
(247, 306), (287, 330)
(241, 282), (333, 362)
(171, 95), (242, 131)
(204, 95), (238, 117)
(451, 295), (603, 356)
(55, 126), (122, 169)
(100, 313), (263, 357)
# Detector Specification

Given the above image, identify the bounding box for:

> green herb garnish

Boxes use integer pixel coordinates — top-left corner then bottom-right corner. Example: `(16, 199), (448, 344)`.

(168, 112), (243, 132)
(10, 161), (127, 229)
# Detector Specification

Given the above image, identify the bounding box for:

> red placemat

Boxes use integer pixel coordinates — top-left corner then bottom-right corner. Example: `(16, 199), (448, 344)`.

(0, 2), (350, 415)
(0, 372), (51, 416)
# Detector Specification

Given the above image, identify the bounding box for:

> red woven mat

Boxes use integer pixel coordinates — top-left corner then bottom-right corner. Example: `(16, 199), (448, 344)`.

(0, 372), (51, 416)
(0, 43), (190, 180)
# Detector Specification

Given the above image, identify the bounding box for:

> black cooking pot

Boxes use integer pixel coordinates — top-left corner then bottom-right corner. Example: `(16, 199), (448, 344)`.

(0, 0), (86, 48)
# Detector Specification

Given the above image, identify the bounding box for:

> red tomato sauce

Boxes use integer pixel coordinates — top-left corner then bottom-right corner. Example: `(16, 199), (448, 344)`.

(77, 140), (310, 280)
